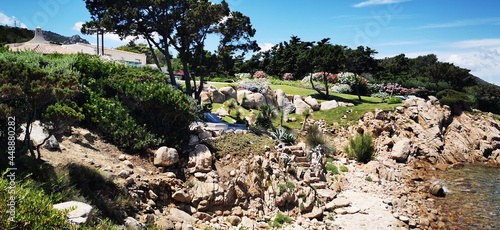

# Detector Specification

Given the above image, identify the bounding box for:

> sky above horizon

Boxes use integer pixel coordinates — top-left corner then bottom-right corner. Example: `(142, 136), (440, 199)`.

(1, 0), (500, 85)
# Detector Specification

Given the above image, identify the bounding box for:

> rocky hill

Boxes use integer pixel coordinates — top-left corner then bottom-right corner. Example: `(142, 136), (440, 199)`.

(33, 96), (500, 229)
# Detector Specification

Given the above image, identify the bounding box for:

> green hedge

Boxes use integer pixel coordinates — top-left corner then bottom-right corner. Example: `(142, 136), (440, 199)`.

(436, 89), (472, 109)
(0, 171), (72, 230)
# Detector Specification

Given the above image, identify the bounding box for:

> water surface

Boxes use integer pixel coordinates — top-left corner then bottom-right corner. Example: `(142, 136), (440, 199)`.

(433, 165), (500, 229)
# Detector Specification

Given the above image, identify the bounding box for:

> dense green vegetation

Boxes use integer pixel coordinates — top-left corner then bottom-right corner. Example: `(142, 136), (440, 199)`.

(344, 133), (375, 163)
(0, 25), (33, 45)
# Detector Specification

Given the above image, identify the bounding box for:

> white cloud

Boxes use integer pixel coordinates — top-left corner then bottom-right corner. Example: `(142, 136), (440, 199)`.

(419, 18), (500, 29)
(259, 43), (274, 52)
(0, 12), (27, 28)
(354, 0), (410, 8)
(402, 48), (500, 86)
(72, 22), (84, 32)
(452, 39), (500, 49)
(376, 41), (423, 46)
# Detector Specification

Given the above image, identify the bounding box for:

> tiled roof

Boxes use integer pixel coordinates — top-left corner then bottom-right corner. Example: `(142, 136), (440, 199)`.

(9, 44), (76, 55)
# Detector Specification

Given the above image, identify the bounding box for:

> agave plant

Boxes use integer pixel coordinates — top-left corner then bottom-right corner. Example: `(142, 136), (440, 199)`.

(271, 128), (296, 145)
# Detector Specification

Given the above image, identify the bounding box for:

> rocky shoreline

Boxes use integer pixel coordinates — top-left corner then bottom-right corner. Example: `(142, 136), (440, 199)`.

(38, 96), (500, 229)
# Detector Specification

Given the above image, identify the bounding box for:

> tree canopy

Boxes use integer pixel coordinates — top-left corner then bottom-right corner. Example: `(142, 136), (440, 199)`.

(82, 0), (258, 99)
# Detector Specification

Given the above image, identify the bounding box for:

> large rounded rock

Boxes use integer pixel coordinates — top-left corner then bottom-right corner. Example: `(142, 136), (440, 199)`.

(253, 93), (267, 109)
(294, 96), (312, 115)
(261, 85), (277, 108)
(320, 100), (338, 111)
(429, 181), (445, 197)
(208, 86), (225, 104)
(154, 147), (179, 167)
(276, 89), (295, 114)
(200, 91), (211, 103)
(305, 96), (320, 111)
(188, 144), (212, 173)
(391, 138), (413, 163)
(237, 90), (255, 109)
(53, 201), (94, 225)
(219, 86), (237, 101)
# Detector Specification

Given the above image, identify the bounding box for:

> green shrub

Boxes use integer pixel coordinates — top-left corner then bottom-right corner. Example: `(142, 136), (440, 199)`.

(387, 97), (402, 104)
(272, 213), (292, 228)
(286, 181), (295, 191)
(0, 171), (72, 230)
(326, 164), (340, 175)
(366, 176), (373, 182)
(106, 69), (199, 148)
(437, 89), (472, 111)
(305, 124), (336, 155)
(340, 165), (349, 172)
(279, 184), (286, 194)
(344, 133), (374, 163)
(83, 90), (161, 151)
(255, 104), (276, 129)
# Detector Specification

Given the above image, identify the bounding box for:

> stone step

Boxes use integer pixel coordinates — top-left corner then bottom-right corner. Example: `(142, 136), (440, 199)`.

(297, 162), (310, 167)
(291, 150), (304, 157)
(310, 182), (327, 189)
(304, 176), (320, 184)
(296, 157), (309, 162)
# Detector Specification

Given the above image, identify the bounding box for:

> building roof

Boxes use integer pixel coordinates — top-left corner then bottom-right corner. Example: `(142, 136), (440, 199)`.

(7, 27), (147, 66)
(8, 27), (76, 54)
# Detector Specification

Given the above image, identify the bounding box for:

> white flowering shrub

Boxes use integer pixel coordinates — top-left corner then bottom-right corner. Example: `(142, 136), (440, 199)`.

(330, 84), (352, 94)
(235, 73), (251, 79)
(370, 92), (390, 99)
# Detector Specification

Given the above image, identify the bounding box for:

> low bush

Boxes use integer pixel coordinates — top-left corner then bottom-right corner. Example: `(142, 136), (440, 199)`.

(271, 212), (292, 228)
(387, 97), (402, 104)
(0, 171), (72, 230)
(279, 184), (286, 194)
(344, 133), (374, 163)
(83, 90), (161, 151)
(205, 133), (275, 158)
(286, 181), (295, 191)
(340, 165), (349, 172)
(437, 89), (472, 111)
(305, 124), (336, 155)
(326, 164), (340, 175)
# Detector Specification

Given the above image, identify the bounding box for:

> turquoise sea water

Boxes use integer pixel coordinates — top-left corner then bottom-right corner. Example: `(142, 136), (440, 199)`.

(434, 165), (500, 229)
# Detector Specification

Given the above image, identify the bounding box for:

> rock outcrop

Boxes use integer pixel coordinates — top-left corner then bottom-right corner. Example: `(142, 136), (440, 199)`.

(153, 146), (179, 167)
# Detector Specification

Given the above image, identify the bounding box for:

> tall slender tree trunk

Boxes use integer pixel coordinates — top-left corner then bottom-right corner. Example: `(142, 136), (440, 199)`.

(182, 58), (192, 96)
(164, 45), (177, 86)
(324, 74), (329, 99)
(146, 38), (162, 70)
(355, 75), (362, 101)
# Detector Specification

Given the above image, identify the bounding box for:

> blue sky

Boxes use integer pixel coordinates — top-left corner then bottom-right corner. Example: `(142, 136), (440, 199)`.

(1, 0), (500, 85)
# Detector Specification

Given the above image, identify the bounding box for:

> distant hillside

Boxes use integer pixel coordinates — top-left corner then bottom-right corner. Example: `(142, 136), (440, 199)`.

(0, 25), (33, 45)
(43, 30), (90, 45)
(0, 25), (90, 45)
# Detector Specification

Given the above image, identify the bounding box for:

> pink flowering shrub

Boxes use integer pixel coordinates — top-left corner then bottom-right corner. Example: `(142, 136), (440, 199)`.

(253, 70), (267, 79)
(283, 73), (294, 80)
(384, 83), (424, 96)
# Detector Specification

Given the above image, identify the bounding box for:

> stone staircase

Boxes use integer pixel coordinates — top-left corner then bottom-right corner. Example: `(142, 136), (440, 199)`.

(280, 144), (327, 189)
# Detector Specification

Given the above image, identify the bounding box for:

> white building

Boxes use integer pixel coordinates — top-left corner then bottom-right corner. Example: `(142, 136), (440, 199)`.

(8, 27), (146, 66)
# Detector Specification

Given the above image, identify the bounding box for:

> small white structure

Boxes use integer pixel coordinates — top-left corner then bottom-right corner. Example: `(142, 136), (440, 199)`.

(8, 27), (146, 66)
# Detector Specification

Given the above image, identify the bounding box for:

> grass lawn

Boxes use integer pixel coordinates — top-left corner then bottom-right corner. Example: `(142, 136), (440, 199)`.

(208, 83), (402, 128)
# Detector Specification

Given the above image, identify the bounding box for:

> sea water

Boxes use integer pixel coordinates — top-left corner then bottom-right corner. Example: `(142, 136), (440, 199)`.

(433, 165), (500, 229)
